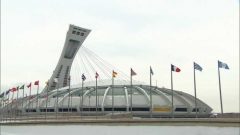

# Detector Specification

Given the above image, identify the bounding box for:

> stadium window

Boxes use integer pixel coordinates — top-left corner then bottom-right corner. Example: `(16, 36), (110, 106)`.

(76, 32), (80, 35)
(40, 109), (45, 112)
(81, 33), (84, 36)
(90, 108), (96, 111)
(132, 108), (150, 111)
(82, 108), (90, 111)
(114, 108), (127, 111)
(104, 108), (112, 111)
(71, 108), (77, 112)
(27, 109), (37, 112)
(192, 108), (199, 112)
(175, 108), (187, 112)
(72, 31), (76, 34)
(48, 109), (55, 112)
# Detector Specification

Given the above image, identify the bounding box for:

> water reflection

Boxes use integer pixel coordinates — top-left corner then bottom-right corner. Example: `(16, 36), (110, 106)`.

(2, 125), (239, 135)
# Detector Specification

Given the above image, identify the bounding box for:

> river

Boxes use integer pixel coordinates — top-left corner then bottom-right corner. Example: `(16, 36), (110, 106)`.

(1, 125), (239, 135)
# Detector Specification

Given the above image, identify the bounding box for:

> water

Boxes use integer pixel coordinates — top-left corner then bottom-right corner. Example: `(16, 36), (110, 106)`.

(1, 125), (239, 135)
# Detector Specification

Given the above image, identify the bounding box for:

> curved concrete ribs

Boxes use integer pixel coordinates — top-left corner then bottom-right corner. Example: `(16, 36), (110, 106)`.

(44, 25), (91, 92)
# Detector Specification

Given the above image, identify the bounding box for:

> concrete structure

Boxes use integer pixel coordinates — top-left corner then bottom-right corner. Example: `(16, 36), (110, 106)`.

(46, 25), (91, 91)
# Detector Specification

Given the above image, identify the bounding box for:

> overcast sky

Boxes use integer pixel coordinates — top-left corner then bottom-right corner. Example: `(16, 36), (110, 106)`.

(1, 0), (239, 113)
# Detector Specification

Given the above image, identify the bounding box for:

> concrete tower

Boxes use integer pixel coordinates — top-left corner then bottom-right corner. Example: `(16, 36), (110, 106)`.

(45, 24), (91, 91)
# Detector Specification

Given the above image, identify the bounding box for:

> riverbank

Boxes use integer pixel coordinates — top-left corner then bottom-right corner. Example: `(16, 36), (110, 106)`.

(1, 118), (239, 127)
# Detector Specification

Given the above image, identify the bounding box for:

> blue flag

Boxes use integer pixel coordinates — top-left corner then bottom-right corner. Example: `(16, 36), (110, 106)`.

(150, 66), (154, 75)
(81, 74), (86, 81)
(194, 62), (203, 71)
(6, 90), (10, 95)
(218, 60), (229, 69)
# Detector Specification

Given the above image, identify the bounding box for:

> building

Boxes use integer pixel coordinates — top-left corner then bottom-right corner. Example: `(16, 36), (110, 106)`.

(2, 25), (212, 118)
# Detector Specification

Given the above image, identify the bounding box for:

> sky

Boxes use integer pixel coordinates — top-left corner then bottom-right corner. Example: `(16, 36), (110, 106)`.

(1, 0), (239, 113)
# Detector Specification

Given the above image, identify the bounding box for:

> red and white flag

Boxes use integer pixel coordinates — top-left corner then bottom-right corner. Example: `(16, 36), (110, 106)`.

(171, 64), (181, 72)
(11, 87), (17, 92)
(34, 80), (39, 85)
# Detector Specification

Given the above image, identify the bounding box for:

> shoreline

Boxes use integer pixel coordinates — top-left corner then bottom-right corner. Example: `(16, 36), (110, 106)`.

(1, 118), (239, 127)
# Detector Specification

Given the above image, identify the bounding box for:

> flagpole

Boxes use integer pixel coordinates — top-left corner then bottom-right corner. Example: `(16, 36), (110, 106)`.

(5, 93), (8, 120)
(22, 87), (25, 119)
(193, 63), (197, 118)
(28, 86), (31, 114)
(16, 88), (19, 119)
(130, 70), (133, 116)
(11, 91), (14, 120)
(45, 83), (49, 120)
(37, 84), (39, 112)
(218, 64), (223, 114)
(31, 86), (34, 115)
(70, 89), (73, 113)
(81, 78), (83, 117)
(112, 75), (114, 116)
(171, 65), (174, 118)
(68, 76), (71, 116)
(7, 93), (10, 121)
(0, 93), (2, 122)
(150, 67), (152, 118)
(22, 87), (25, 113)
(3, 94), (7, 120)
(96, 76), (98, 118)
(56, 83), (59, 119)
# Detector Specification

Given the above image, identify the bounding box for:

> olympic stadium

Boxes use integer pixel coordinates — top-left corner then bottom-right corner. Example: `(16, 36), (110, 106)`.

(0, 25), (212, 118)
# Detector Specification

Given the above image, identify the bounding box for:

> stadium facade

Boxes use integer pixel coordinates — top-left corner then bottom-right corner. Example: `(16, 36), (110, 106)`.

(1, 25), (212, 118)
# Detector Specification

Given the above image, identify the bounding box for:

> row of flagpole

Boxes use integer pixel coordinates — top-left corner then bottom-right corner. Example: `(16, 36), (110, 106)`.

(147, 61), (229, 117)
(77, 60), (229, 117)
(0, 80), (39, 111)
(0, 60), (230, 119)
(0, 80), (39, 120)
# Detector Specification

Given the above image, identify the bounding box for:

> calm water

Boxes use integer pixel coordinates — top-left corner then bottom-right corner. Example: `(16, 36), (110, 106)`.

(1, 125), (239, 135)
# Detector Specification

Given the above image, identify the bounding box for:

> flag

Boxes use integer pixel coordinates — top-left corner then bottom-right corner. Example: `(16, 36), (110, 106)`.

(218, 60), (229, 69)
(0, 92), (4, 98)
(171, 64), (181, 72)
(82, 74), (86, 81)
(11, 87), (17, 92)
(112, 70), (117, 78)
(34, 80), (39, 85)
(194, 62), (203, 71)
(95, 72), (99, 79)
(131, 68), (137, 76)
(150, 66), (154, 75)
(54, 78), (58, 83)
(19, 85), (25, 89)
(27, 83), (32, 88)
(6, 89), (10, 95)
